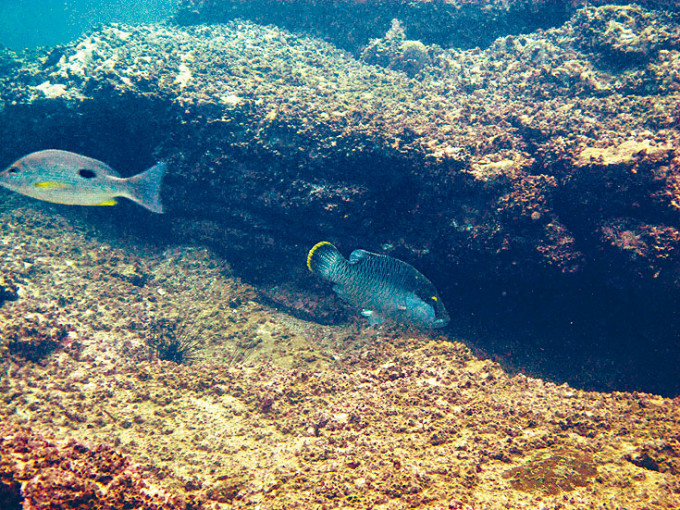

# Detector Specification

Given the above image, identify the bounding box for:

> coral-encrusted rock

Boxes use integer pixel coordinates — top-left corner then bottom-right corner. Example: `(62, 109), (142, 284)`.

(361, 19), (441, 77)
(573, 5), (680, 68)
(175, 0), (576, 52)
(2, 303), (74, 362)
(0, 423), (195, 509)
(0, 275), (18, 306)
(174, 0), (677, 53)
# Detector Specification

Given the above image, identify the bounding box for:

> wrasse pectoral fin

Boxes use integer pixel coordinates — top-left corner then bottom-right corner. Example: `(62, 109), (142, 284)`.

(96, 199), (118, 206)
(361, 310), (383, 326)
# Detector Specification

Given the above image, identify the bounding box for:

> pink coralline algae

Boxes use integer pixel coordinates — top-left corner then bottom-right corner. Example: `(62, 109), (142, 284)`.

(0, 423), (198, 510)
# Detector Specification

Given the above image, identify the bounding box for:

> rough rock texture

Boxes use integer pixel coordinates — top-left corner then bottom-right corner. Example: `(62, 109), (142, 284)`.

(0, 202), (679, 509)
(174, 0), (679, 53)
(1, 4), (680, 393)
(0, 422), (194, 510)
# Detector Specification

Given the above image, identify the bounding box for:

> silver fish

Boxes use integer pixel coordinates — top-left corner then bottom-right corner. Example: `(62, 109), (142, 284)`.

(307, 241), (450, 329)
(0, 149), (166, 213)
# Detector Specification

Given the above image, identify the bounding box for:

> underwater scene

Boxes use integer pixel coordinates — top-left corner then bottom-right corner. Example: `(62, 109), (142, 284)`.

(1, 0), (680, 508)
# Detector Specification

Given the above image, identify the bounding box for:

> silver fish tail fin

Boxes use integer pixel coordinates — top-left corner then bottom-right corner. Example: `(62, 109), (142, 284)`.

(307, 241), (346, 282)
(125, 162), (166, 213)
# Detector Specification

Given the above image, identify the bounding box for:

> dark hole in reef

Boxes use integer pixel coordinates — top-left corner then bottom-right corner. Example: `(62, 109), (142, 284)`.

(438, 266), (680, 398)
(0, 480), (23, 510)
(0, 281), (19, 307)
(625, 443), (680, 475)
(627, 451), (663, 472)
(78, 168), (97, 179)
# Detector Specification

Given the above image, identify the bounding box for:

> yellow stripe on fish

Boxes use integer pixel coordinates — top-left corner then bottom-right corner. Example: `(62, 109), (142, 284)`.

(34, 181), (70, 189)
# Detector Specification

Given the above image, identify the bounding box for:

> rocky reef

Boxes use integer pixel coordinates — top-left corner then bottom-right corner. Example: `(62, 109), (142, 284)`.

(1, 3), (680, 505)
(0, 202), (678, 509)
(1, 2), (679, 394)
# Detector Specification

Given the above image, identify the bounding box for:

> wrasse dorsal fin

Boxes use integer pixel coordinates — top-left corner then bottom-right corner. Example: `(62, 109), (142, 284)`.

(348, 249), (369, 264)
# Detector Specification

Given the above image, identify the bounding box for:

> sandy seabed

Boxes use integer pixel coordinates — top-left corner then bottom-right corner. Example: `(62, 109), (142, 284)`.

(0, 197), (679, 509)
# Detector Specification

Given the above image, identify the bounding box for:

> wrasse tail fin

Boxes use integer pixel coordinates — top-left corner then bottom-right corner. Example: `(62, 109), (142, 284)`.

(307, 241), (345, 281)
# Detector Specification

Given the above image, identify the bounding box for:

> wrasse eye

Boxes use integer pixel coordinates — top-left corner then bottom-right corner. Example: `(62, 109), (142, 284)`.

(7, 166), (19, 174)
(78, 168), (97, 179)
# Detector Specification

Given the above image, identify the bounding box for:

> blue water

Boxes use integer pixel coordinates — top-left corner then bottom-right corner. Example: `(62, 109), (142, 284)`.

(0, 0), (176, 50)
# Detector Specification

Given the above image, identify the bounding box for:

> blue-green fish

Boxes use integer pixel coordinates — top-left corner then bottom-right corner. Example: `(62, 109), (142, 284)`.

(307, 241), (450, 329)
(0, 150), (166, 213)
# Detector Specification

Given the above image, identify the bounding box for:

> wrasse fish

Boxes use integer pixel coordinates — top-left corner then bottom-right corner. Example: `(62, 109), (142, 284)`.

(307, 241), (450, 329)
